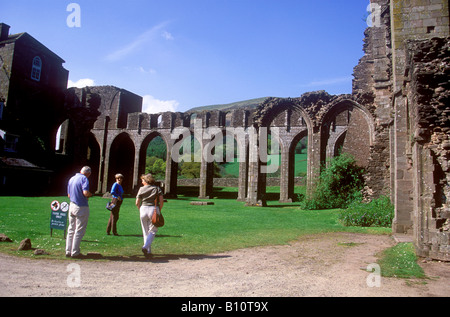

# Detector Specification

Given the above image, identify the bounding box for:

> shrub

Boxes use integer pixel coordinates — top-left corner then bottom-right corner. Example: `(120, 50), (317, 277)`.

(338, 195), (394, 227)
(302, 153), (365, 210)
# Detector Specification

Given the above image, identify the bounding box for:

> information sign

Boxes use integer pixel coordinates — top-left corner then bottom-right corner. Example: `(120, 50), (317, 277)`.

(50, 200), (68, 237)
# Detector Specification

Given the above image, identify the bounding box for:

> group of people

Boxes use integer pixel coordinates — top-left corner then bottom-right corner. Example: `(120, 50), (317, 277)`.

(65, 166), (163, 258)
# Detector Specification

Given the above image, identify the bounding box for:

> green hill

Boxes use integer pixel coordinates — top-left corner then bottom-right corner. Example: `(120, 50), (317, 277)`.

(187, 97), (270, 113)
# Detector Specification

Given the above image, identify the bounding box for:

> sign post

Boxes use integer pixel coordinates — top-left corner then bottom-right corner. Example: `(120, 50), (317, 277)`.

(50, 200), (68, 238)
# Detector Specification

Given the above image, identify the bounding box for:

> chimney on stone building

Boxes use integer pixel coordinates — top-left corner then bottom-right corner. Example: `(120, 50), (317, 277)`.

(0, 23), (11, 41)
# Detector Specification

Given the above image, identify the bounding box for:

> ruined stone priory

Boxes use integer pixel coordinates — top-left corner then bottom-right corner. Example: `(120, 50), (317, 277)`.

(1, 1), (449, 261)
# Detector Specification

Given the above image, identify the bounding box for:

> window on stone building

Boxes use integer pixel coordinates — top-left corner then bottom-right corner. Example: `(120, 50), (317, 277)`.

(0, 101), (4, 120)
(1, 132), (19, 153)
(31, 56), (42, 81)
(190, 113), (197, 129)
(225, 112), (233, 127)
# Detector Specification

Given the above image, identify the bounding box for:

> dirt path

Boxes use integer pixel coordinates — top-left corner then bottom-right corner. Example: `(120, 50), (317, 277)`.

(0, 232), (448, 297)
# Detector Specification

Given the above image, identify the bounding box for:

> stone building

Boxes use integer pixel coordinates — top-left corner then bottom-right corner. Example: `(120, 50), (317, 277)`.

(0, 23), (69, 194)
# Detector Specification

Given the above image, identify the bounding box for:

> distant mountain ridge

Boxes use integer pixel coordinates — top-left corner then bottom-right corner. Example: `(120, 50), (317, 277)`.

(187, 97), (270, 113)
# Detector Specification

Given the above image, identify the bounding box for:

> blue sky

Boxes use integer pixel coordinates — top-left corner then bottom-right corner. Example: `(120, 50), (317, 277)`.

(2, 0), (371, 113)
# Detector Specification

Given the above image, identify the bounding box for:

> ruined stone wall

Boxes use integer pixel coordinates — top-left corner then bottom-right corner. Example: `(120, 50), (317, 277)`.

(91, 86), (142, 130)
(349, 1), (449, 260)
(341, 109), (371, 167)
(391, 0), (449, 89)
(389, 0), (449, 257)
(406, 37), (450, 261)
(352, 0), (392, 199)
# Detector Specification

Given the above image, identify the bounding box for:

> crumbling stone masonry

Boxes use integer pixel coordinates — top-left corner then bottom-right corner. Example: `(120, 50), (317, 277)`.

(406, 37), (450, 261)
(353, 0), (449, 261)
(391, 0), (448, 261)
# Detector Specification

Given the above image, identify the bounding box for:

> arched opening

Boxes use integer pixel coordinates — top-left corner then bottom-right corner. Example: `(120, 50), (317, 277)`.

(139, 132), (167, 182)
(108, 133), (135, 194)
(257, 103), (312, 203)
(321, 101), (373, 168)
(86, 133), (100, 193)
(225, 112), (233, 127)
(290, 131), (308, 200)
(157, 115), (163, 128)
(190, 113), (197, 129)
(178, 134), (202, 179)
(55, 119), (75, 156)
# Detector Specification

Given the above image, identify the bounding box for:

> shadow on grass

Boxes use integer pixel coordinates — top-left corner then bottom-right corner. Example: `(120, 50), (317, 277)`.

(76, 253), (231, 263)
(74, 232), (223, 263)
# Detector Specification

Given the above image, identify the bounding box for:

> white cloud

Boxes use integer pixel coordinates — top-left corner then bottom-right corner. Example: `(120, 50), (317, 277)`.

(142, 95), (179, 114)
(68, 78), (95, 88)
(106, 22), (171, 62)
(162, 31), (174, 40)
(138, 66), (157, 74)
(301, 76), (353, 88)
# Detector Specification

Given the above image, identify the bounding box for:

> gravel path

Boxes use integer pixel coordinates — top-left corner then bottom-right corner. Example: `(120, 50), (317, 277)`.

(0, 232), (448, 297)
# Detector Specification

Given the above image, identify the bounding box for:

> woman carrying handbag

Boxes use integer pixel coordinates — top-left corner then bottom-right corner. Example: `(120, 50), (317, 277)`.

(135, 174), (164, 257)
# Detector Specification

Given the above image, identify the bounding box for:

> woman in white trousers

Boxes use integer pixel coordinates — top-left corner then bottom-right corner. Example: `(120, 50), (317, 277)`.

(135, 174), (164, 257)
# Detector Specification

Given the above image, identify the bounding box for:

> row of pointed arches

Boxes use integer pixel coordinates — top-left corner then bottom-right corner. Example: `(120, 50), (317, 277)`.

(56, 97), (374, 205)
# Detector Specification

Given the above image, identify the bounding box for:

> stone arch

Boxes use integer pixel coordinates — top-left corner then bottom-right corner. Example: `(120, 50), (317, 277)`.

(320, 99), (375, 167)
(253, 99), (314, 203)
(333, 130), (347, 157)
(289, 129), (309, 190)
(138, 131), (168, 180)
(55, 119), (72, 155)
(108, 132), (135, 194)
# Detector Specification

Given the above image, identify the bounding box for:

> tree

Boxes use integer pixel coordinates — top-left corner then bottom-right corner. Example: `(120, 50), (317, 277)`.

(179, 162), (221, 179)
(145, 156), (166, 179)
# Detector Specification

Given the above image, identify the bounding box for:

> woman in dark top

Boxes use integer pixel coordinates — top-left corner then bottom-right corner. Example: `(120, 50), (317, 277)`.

(135, 174), (164, 256)
(107, 173), (124, 236)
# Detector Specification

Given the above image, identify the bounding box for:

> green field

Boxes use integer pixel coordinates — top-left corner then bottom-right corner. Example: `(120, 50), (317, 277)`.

(222, 153), (307, 178)
(0, 187), (390, 260)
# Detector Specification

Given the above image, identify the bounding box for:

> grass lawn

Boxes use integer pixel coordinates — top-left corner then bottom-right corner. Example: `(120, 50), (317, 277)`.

(376, 243), (426, 279)
(0, 187), (390, 260)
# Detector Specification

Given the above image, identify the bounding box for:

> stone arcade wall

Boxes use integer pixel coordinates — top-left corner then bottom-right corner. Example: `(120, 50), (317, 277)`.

(83, 87), (375, 207)
(352, 0), (392, 200)
(60, 0), (448, 261)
